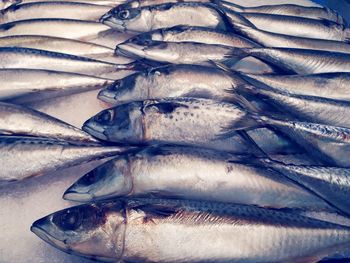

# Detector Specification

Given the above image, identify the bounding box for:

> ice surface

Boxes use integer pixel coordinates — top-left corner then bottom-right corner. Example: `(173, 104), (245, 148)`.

(1, 0), (343, 263)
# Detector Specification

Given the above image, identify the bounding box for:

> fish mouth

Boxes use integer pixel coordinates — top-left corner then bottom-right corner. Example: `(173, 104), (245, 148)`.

(63, 188), (94, 202)
(31, 224), (66, 250)
(82, 122), (108, 141)
(98, 89), (118, 104)
(100, 13), (125, 31)
(116, 43), (145, 59)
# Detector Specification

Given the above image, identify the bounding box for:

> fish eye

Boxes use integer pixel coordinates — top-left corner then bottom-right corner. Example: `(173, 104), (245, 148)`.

(54, 209), (83, 231)
(78, 169), (99, 186)
(110, 80), (123, 91)
(95, 110), (114, 124)
(118, 9), (130, 20)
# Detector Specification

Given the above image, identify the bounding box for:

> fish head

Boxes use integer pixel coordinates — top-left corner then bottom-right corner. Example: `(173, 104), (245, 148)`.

(117, 36), (177, 63)
(31, 202), (126, 261)
(83, 102), (144, 143)
(98, 72), (149, 104)
(64, 157), (133, 202)
(100, 5), (151, 33)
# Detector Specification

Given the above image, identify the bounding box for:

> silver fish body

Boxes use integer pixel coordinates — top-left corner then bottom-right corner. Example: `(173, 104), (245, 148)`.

(0, 68), (113, 102)
(0, 1), (111, 23)
(31, 198), (350, 262)
(242, 72), (350, 101)
(0, 18), (110, 39)
(0, 102), (97, 142)
(117, 0), (216, 9)
(222, 3), (344, 24)
(98, 64), (246, 104)
(101, 3), (232, 33)
(64, 146), (329, 211)
(240, 12), (350, 41)
(135, 25), (259, 47)
(239, 84), (350, 129)
(0, 35), (122, 63)
(0, 136), (130, 182)
(242, 47), (350, 74)
(0, 47), (133, 77)
(116, 39), (237, 65)
(232, 23), (350, 53)
(83, 98), (258, 153)
(8, 0), (125, 6)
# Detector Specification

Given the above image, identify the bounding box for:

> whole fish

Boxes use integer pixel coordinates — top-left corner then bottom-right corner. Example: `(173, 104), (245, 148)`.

(0, 18), (111, 39)
(64, 146), (329, 211)
(239, 12), (350, 41)
(116, 38), (238, 65)
(0, 2), (111, 23)
(31, 198), (350, 262)
(0, 102), (98, 142)
(221, 3), (345, 24)
(0, 68), (113, 102)
(100, 2), (234, 33)
(0, 35), (128, 63)
(129, 25), (259, 47)
(264, 160), (350, 216)
(242, 72), (350, 101)
(252, 115), (350, 168)
(98, 64), (247, 104)
(0, 136), (130, 182)
(0, 47), (138, 77)
(83, 98), (260, 153)
(235, 47), (350, 74)
(232, 22), (350, 53)
(237, 84), (350, 129)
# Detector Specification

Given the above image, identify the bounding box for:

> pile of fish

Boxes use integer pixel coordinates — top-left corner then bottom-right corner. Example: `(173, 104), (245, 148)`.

(1, 0), (350, 261)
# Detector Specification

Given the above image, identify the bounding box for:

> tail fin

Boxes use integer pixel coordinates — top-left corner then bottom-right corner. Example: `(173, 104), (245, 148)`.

(224, 47), (250, 61)
(217, 0), (244, 12)
(223, 8), (256, 31)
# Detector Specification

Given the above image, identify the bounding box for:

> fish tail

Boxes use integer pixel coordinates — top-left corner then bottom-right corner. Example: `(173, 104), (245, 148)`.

(225, 47), (249, 60)
(217, 0), (244, 12)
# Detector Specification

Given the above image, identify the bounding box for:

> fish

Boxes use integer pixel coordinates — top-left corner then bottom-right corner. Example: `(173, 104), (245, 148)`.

(0, 18), (110, 40)
(0, 2), (111, 24)
(64, 146), (330, 211)
(0, 136), (131, 182)
(31, 198), (350, 262)
(263, 160), (350, 216)
(116, 37), (239, 65)
(251, 115), (350, 168)
(0, 47), (139, 78)
(0, 35), (132, 63)
(234, 47), (350, 74)
(241, 72), (350, 101)
(0, 102), (99, 143)
(8, 0), (125, 6)
(236, 84), (350, 129)
(221, 3), (345, 25)
(0, 68), (113, 103)
(128, 25), (260, 47)
(82, 97), (261, 153)
(238, 12), (350, 41)
(100, 2), (234, 33)
(231, 22), (350, 53)
(98, 64), (248, 104)
(0, 0), (20, 10)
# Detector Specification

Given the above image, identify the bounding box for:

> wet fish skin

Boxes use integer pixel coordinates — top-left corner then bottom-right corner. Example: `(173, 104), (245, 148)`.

(64, 146), (330, 211)
(100, 2), (233, 33)
(0, 136), (130, 182)
(116, 37), (239, 65)
(0, 18), (110, 40)
(0, 102), (98, 143)
(237, 84), (350, 129)
(242, 72), (350, 101)
(134, 25), (260, 47)
(83, 97), (258, 153)
(117, 0), (217, 9)
(240, 12), (350, 41)
(0, 68), (113, 102)
(98, 64), (247, 104)
(239, 47), (350, 74)
(31, 198), (350, 262)
(0, 0), (20, 10)
(222, 3), (345, 25)
(232, 22), (350, 53)
(0, 47), (135, 78)
(7, 0), (125, 6)
(0, 1), (111, 23)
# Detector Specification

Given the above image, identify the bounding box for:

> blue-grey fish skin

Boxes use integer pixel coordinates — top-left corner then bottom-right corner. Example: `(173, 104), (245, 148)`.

(31, 198), (350, 262)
